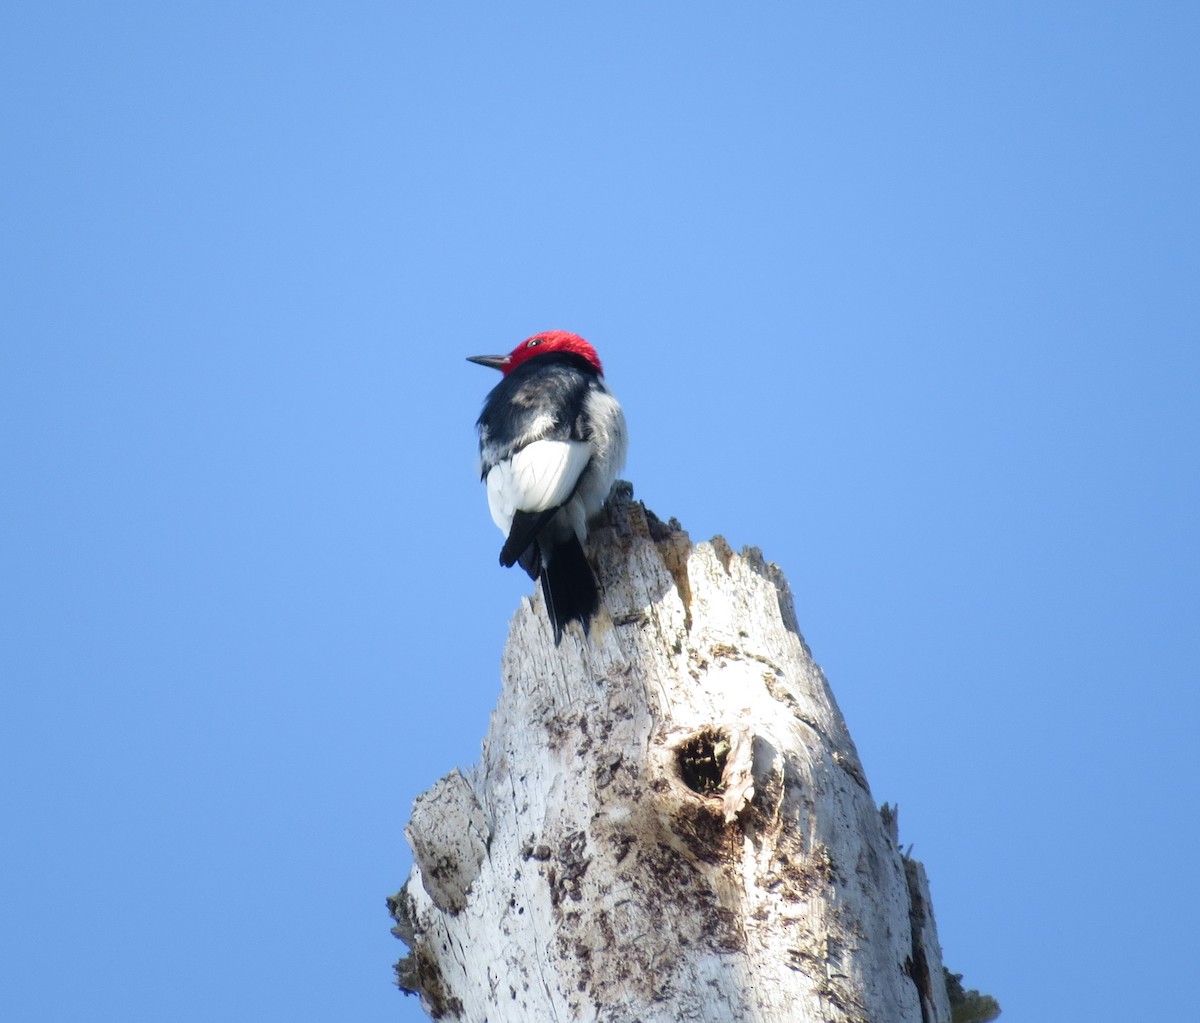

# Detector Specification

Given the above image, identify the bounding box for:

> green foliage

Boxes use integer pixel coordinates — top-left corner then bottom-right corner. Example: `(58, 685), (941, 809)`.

(945, 967), (1001, 1023)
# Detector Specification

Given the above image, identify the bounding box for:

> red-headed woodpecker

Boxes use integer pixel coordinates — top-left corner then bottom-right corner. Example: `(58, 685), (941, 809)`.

(468, 331), (628, 645)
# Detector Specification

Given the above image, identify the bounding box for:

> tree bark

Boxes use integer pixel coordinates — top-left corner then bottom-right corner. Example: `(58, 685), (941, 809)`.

(389, 485), (951, 1023)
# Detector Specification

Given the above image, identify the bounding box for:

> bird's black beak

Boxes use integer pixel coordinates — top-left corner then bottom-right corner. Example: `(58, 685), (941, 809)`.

(466, 354), (510, 372)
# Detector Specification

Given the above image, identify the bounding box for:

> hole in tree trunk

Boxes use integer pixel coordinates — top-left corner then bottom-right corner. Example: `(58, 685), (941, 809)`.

(676, 729), (730, 795)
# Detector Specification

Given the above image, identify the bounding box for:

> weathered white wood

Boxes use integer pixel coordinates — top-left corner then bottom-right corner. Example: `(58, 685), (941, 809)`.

(390, 485), (949, 1022)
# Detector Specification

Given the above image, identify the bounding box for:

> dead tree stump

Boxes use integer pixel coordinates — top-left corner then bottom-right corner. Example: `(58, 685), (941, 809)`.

(389, 484), (950, 1023)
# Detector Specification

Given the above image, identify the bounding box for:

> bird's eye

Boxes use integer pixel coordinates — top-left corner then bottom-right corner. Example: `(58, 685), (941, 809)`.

(527, 337), (542, 347)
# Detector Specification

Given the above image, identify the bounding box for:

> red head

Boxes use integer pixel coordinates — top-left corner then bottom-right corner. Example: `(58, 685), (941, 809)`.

(467, 330), (604, 377)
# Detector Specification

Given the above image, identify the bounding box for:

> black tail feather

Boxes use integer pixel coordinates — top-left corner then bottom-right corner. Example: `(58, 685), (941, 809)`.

(539, 535), (599, 646)
(500, 509), (556, 570)
(516, 544), (539, 581)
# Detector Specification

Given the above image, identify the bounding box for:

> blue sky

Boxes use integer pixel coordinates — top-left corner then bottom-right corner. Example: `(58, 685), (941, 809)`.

(3, 3), (1198, 1020)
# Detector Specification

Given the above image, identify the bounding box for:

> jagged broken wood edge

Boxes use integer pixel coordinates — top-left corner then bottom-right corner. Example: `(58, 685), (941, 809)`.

(389, 482), (951, 1023)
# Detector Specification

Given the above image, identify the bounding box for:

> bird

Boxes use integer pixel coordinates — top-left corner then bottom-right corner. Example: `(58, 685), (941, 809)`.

(468, 330), (628, 645)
